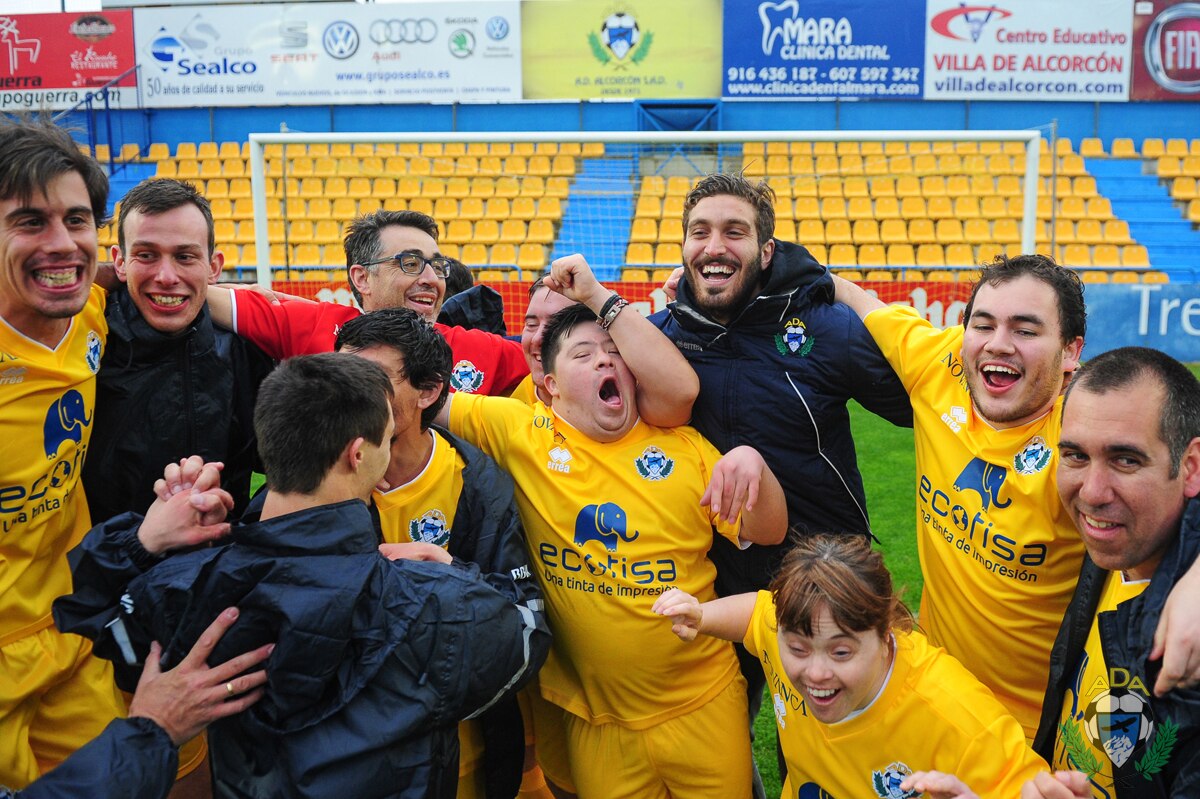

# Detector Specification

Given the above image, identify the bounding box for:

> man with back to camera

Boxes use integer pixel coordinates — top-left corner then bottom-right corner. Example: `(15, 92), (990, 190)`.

(436, 254), (788, 798)
(0, 115), (127, 788)
(833, 257), (1200, 742)
(332, 307), (548, 799)
(54, 352), (548, 798)
(83, 177), (274, 524)
(207, 209), (529, 396)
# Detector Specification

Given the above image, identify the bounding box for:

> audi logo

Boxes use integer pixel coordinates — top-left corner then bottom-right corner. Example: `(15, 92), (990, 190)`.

(369, 18), (437, 45)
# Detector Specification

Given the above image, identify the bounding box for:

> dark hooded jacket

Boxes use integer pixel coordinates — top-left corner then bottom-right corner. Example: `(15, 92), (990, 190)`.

(53, 500), (550, 799)
(83, 287), (274, 523)
(650, 239), (912, 592)
(438, 285), (507, 336)
(1032, 497), (1200, 797)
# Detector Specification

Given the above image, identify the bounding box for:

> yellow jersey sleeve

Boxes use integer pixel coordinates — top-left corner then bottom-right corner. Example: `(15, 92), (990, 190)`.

(0, 285), (107, 640)
(864, 304), (965, 395)
(508, 374), (538, 407)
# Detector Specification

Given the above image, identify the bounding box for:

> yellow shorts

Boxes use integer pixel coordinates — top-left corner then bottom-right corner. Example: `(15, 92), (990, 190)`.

(0, 626), (125, 788)
(563, 677), (752, 799)
(528, 682), (575, 794)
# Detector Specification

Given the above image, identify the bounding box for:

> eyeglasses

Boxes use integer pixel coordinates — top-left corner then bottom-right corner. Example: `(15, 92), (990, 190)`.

(362, 251), (453, 278)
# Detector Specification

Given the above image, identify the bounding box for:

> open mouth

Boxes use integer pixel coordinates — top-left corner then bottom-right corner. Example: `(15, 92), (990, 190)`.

(148, 294), (187, 308)
(33, 265), (81, 289)
(699, 261), (736, 283)
(981, 363), (1020, 390)
(598, 375), (621, 407)
(804, 685), (841, 706)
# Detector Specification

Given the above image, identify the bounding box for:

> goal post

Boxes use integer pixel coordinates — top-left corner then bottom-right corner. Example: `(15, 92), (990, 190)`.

(246, 128), (1043, 289)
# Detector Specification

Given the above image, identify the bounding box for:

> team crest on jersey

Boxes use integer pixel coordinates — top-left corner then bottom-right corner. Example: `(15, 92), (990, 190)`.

(408, 509), (450, 548)
(871, 762), (918, 799)
(635, 446), (674, 480)
(775, 317), (814, 357)
(85, 331), (102, 374)
(1014, 436), (1052, 475)
(449, 359), (485, 392)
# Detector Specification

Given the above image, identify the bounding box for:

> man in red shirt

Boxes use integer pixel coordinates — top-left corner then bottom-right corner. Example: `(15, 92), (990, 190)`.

(209, 210), (528, 396)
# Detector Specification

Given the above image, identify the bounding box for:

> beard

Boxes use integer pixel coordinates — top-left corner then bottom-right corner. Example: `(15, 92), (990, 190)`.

(686, 252), (764, 324)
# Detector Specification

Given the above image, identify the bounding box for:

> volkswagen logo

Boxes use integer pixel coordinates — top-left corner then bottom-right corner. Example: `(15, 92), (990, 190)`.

(1145, 3), (1200, 94)
(368, 18), (437, 45)
(323, 21), (359, 59)
(486, 16), (509, 41)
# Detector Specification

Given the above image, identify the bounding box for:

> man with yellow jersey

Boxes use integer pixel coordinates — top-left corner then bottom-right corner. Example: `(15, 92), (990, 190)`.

(438, 254), (788, 799)
(1027, 348), (1200, 799)
(0, 117), (125, 788)
(833, 255), (1200, 743)
(330, 307), (549, 799)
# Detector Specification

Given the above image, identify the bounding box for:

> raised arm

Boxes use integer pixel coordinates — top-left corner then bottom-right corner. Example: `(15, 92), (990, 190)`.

(546, 254), (698, 427)
(652, 589), (757, 643)
(703, 445), (787, 546)
(830, 273), (887, 320)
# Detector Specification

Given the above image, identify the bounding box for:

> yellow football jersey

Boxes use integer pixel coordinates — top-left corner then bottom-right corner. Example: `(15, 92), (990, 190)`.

(745, 591), (1046, 799)
(0, 285), (106, 641)
(509, 374), (539, 407)
(1054, 572), (1151, 798)
(450, 394), (741, 730)
(864, 304), (1086, 739)
(374, 430), (463, 548)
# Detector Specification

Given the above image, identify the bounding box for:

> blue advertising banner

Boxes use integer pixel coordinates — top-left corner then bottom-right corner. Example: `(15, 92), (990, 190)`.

(722, 0), (925, 99)
(1082, 283), (1200, 361)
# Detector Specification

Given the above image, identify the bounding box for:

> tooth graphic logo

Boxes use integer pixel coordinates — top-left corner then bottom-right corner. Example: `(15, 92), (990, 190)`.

(43, 389), (91, 460)
(953, 457), (1011, 511)
(1014, 436), (1052, 476)
(323, 21), (359, 60)
(408, 509), (449, 548)
(635, 446), (674, 481)
(573, 501), (639, 551)
(589, 12), (652, 66)
(757, 0), (852, 57)
(774, 317), (814, 357)
(871, 761), (919, 799)
(930, 4), (1012, 43)
(449, 359), (484, 393)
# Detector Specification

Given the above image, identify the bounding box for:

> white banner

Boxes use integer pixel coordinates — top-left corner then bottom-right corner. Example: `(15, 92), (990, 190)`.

(923, 0), (1133, 101)
(132, 1), (520, 108)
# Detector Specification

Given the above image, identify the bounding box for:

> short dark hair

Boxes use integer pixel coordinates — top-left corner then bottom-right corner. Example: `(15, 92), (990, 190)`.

(333, 308), (451, 431)
(682, 173), (776, 247)
(0, 115), (108, 225)
(964, 254), (1087, 344)
(254, 353), (393, 495)
(1065, 347), (1200, 478)
(771, 533), (914, 640)
(343, 209), (440, 306)
(443, 257), (473, 298)
(539, 303), (599, 377)
(117, 178), (214, 255)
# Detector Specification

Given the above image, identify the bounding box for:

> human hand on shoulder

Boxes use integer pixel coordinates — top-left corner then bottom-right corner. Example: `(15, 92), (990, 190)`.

(900, 771), (979, 799)
(1151, 558), (1200, 695)
(545, 254), (609, 311)
(702, 445), (766, 524)
(1020, 771), (1090, 799)
(379, 542), (453, 564)
(652, 588), (703, 642)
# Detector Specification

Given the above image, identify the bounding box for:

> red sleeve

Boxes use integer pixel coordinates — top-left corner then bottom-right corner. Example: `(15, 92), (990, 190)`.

(435, 324), (530, 396)
(232, 292), (359, 359)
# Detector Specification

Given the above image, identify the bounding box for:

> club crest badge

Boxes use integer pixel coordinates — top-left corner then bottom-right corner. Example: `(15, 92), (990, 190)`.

(775, 317), (814, 357)
(449, 359), (485, 393)
(1014, 436), (1053, 475)
(871, 762), (918, 799)
(635, 445), (674, 481)
(85, 331), (102, 374)
(589, 12), (653, 66)
(408, 509), (450, 548)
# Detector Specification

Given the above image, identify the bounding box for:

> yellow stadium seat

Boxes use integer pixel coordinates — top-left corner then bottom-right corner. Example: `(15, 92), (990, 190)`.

(459, 197), (485, 221)
(1123, 245), (1150, 268)
(922, 176), (947, 197)
(794, 197), (820, 219)
(314, 220), (341, 244)
(1109, 138), (1136, 158)
(874, 197), (901, 220)
(880, 219), (907, 245)
(916, 244), (945, 267)
(499, 220), (527, 244)
(852, 220), (880, 245)
(1080, 270), (1109, 284)
(1074, 219), (1103, 245)
(518, 244), (547, 271)
(443, 219), (472, 245)
(886, 244), (916, 266)
(824, 220), (852, 245)
(1087, 197), (1114, 219)
(654, 243), (682, 264)
(1111, 271), (1139, 284)
(908, 218), (936, 244)
(527, 219), (555, 245)
(1079, 138), (1105, 158)
(156, 160), (178, 179)
(833, 269), (864, 281)
(666, 176), (693, 196)
(857, 244), (886, 266)
(1166, 138), (1189, 157)
(926, 196), (953, 220)
(936, 219), (964, 244)
(944, 244), (974, 266)
(659, 218), (684, 242)
(625, 243), (654, 264)
(232, 198), (256, 221)
(993, 218), (1021, 244)
(544, 178), (570, 199)
(490, 244), (518, 266)
(538, 197), (564, 220)
(895, 176), (922, 197)
(807, 244), (828, 264)
(292, 244), (321, 266)
(622, 269), (650, 282)
(459, 243), (488, 266)
(1092, 245), (1121, 268)
(636, 196), (662, 218)
(494, 177), (520, 199)
(1060, 244), (1091, 266)
(641, 176), (666, 197)
(817, 177), (842, 198)
(846, 197), (874, 221)
(775, 219), (797, 241)
(511, 197), (536, 221)
(820, 198), (847, 219)
(527, 156), (552, 177)
(865, 270), (894, 282)
(963, 219), (990, 244)
(828, 244), (857, 266)
(473, 220), (500, 246)
(1142, 138), (1166, 159)
(899, 197), (927, 219)
(433, 197), (458, 220)
(1103, 220), (1133, 245)
(1158, 157), (1181, 179)
(1143, 271), (1169, 283)
(798, 219), (825, 244)
(926, 270), (954, 282)
(1171, 177), (1198, 200)
(1052, 219), (1076, 243)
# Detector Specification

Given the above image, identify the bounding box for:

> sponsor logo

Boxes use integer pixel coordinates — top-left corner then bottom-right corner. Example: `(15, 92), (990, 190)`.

(85, 331), (102, 374)
(941, 404), (968, 433)
(573, 501), (639, 551)
(486, 16), (510, 41)
(279, 19), (307, 49)
(1144, 4), (1200, 94)
(758, 0), (853, 56)
(1014, 436), (1052, 475)
(43, 389), (91, 460)
(70, 47), (119, 73)
(930, 4), (1013, 42)
(774, 316), (814, 357)
(368, 18), (437, 46)
(145, 15), (256, 77)
(635, 445), (675, 481)
(0, 366), (26, 386)
(448, 28), (475, 58)
(69, 15), (117, 43)
(449, 359), (484, 393)
(0, 17), (41, 72)
(408, 509), (449, 548)
(953, 457), (1011, 511)
(547, 445), (572, 473)
(589, 12), (652, 66)
(872, 762), (918, 799)
(323, 21), (359, 60)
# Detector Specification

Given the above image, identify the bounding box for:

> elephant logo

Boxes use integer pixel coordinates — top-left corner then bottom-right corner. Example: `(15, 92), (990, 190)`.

(953, 457), (1011, 511)
(43, 389), (91, 459)
(573, 502), (639, 552)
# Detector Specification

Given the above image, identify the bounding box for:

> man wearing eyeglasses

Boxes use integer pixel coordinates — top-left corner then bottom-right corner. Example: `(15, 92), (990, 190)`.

(209, 210), (529, 396)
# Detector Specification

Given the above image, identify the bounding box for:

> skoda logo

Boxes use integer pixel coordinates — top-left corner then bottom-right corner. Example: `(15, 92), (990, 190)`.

(323, 21), (359, 59)
(486, 16), (510, 41)
(369, 18), (437, 45)
(1145, 3), (1200, 94)
(449, 28), (475, 58)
